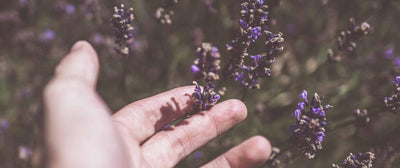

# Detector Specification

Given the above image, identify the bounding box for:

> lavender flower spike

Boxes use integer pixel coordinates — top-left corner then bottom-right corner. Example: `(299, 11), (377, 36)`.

(111, 4), (135, 55)
(234, 32), (284, 89)
(191, 43), (221, 83)
(224, 0), (270, 78)
(290, 90), (331, 159)
(332, 152), (375, 168)
(384, 76), (400, 114)
(191, 43), (221, 111)
(192, 81), (220, 111)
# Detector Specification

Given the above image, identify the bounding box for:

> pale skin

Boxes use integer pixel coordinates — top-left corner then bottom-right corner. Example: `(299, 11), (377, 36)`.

(44, 41), (272, 168)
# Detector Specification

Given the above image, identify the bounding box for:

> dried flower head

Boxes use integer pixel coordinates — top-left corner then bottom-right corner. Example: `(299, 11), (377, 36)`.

(332, 152), (375, 168)
(290, 90), (332, 159)
(328, 18), (371, 62)
(384, 76), (400, 114)
(154, 0), (179, 24)
(111, 4), (135, 55)
(192, 82), (220, 111)
(191, 43), (221, 83)
(154, 7), (174, 24)
(353, 109), (370, 126)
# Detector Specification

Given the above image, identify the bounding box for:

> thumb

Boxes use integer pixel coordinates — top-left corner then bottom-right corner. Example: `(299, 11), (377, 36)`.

(54, 41), (99, 87)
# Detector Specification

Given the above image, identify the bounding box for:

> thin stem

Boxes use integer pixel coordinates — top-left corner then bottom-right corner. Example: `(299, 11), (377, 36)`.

(241, 87), (248, 101)
(328, 107), (383, 132)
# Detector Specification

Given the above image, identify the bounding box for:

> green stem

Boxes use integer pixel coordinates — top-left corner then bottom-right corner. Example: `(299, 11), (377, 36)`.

(328, 107), (383, 133)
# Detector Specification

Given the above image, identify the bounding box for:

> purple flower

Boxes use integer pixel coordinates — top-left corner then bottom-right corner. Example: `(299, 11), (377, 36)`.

(290, 90), (331, 159)
(191, 65), (201, 74)
(65, 4), (75, 14)
(194, 151), (204, 166)
(332, 152), (375, 168)
(394, 57), (400, 68)
(0, 119), (10, 135)
(91, 33), (104, 45)
(300, 90), (308, 101)
(384, 76), (400, 114)
(111, 4), (135, 55)
(394, 76), (400, 85)
(385, 48), (394, 59)
(249, 27), (262, 42)
(39, 29), (55, 42)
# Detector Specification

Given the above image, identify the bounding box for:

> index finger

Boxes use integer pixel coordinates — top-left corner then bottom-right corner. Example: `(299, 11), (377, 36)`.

(112, 86), (196, 142)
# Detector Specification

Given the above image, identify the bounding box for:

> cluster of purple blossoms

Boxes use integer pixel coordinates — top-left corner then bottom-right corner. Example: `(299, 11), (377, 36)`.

(332, 152), (375, 168)
(224, 0), (268, 76)
(290, 90), (332, 159)
(384, 76), (400, 114)
(353, 109), (370, 126)
(224, 0), (284, 89)
(328, 18), (371, 62)
(191, 43), (221, 111)
(191, 43), (221, 83)
(235, 32), (284, 89)
(192, 81), (220, 111)
(111, 4), (135, 55)
(154, 0), (179, 24)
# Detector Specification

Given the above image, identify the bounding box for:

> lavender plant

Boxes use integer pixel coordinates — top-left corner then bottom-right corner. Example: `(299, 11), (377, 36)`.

(332, 152), (375, 168)
(224, 0), (269, 78)
(384, 76), (400, 114)
(290, 90), (331, 159)
(328, 18), (371, 62)
(224, 0), (284, 89)
(191, 43), (221, 111)
(111, 4), (135, 55)
(235, 32), (284, 89)
(352, 109), (370, 126)
(154, 0), (179, 24)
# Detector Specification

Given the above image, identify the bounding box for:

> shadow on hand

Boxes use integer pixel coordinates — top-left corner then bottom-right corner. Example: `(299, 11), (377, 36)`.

(156, 93), (202, 132)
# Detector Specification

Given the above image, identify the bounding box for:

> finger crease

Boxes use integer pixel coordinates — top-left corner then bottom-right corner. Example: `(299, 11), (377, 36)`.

(205, 113), (219, 136)
(113, 119), (137, 141)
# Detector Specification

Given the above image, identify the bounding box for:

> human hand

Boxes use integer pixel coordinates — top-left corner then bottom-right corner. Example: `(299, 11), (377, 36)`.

(44, 41), (271, 168)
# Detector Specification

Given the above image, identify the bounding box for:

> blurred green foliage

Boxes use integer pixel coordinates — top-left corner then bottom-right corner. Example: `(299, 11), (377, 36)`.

(1, 0), (400, 167)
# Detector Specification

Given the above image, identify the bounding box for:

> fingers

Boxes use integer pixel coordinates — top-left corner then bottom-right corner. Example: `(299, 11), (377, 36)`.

(140, 99), (247, 168)
(201, 136), (271, 168)
(113, 86), (196, 142)
(44, 41), (129, 168)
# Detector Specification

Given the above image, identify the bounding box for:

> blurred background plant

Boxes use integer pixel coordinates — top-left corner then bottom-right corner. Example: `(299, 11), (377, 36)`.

(1, 0), (400, 167)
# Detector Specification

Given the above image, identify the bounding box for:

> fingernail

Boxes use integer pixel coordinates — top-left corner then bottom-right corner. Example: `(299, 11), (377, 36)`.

(71, 41), (84, 51)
